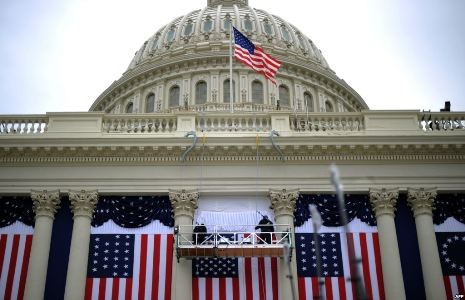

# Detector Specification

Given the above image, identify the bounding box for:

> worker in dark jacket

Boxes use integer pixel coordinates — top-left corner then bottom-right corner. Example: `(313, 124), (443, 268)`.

(255, 215), (274, 244)
(193, 223), (207, 245)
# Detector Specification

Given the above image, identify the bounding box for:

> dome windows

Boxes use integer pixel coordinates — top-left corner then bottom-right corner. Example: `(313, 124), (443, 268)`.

(196, 81), (208, 104)
(145, 93), (155, 113)
(325, 101), (334, 112)
(223, 14), (232, 31)
(252, 80), (264, 104)
(166, 26), (176, 43)
(279, 85), (290, 107)
(262, 18), (273, 36)
(125, 102), (134, 113)
(169, 85), (180, 108)
(304, 92), (314, 112)
(183, 20), (194, 36)
(223, 79), (236, 103)
(243, 15), (253, 32)
(203, 16), (214, 33)
(280, 25), (291, 43)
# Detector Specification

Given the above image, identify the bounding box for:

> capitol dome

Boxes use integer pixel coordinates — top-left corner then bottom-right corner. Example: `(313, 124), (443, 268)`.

(90, 0), (368, 114)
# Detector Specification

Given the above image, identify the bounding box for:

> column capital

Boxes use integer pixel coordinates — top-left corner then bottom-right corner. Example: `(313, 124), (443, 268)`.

(169, 189), (199, 219)
(369, 188), (399, 217)
(407, 187), (437, 217)
(68, 190), (99, 219)
(30, 190), (61, 219)
(269, 188), (299, 218)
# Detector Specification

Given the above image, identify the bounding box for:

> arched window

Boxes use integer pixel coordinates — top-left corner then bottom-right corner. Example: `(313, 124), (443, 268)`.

(223, 79), (236, 103)
(125, 102), (134, 113)
(224, 14), (232, 31)
(281, 25), (291, 42)
(325, 101), (334, 112)
(304, 92), (313, 112)
(252, 80), (264, 104)
(196, 81), (207, 104)
(203, 17), (213, 33)
(244, 16), (253, 32)
(145, 93), (155, 113)
(263, 19), (273, 36)
(183, 20), (193, 36)
(166, 27), (176, 42)
(279, 85), (290, 106)
(169, 86), (180, 108)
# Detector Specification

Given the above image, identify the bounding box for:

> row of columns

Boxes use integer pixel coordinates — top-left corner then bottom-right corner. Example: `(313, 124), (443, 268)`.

(24, 190), (98, 300)
(22, 187), (445, 300)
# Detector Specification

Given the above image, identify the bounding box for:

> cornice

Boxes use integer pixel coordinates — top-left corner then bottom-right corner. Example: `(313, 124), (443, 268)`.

(1, 142), (464, 166)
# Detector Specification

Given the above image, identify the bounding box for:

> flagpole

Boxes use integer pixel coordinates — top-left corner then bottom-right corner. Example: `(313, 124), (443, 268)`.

(229, 22), (234, 114)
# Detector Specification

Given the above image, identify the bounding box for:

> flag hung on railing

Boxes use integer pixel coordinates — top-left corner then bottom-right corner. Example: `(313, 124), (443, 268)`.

(233, 27), (281, 84)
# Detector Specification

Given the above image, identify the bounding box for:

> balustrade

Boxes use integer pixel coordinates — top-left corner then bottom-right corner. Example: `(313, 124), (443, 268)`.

(419, 112), (465, 131)
(102, 115), (177, 133)
(196, 114), (271, 132)
(0, 116), (48, 135)
(289, 113), (364, 132)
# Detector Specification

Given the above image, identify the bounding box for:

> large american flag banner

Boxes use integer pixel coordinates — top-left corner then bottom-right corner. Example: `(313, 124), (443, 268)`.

(233, 27), (281, 84)
(85, 233), (173, 300)
(296, 224), (385, 300)
(192, 257), (279, 300)
(436, 231), (465, 298)
(0, 234), (32, 300)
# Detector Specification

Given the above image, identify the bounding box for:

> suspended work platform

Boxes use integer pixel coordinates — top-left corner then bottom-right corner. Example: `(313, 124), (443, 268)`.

(174, 224), (293, 260)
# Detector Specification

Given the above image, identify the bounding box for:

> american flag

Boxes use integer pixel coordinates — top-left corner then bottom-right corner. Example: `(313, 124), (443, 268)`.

(192, 257), (279, 300)
(85, 233), (173, 300)
(296, 232), (385, 300)
(0, 234), (32, 300)
(233, 27), (281, 84)
(436, 232), (465, 298)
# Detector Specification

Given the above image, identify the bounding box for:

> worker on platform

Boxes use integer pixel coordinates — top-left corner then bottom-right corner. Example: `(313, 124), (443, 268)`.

(193, 222), (207, 245)
(255, 215), (274, 244)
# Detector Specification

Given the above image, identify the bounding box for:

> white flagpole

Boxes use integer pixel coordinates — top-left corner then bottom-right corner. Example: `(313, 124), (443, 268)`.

(229, 22), (234, 114)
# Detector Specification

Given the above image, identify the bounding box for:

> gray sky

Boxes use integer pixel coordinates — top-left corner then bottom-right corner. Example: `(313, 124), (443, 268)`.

(1, 0), (464, 114)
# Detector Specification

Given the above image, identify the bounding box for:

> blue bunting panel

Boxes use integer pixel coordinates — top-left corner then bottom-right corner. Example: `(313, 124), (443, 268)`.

(0, 195), (34, 227)
(433, 193), (465, 225)
(294, 194), (376, 227)
(92, 195), (174, 228)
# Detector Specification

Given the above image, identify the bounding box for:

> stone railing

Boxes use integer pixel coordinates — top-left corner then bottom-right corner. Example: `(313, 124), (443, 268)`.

(167, 102), (292, 113)
(418, 112), (465, 132)
(102, 114), (177, 133)
(0, 115), (48, 135)
(289, 113), (364, 132)
(196, 113), (271, 132)
(1, 111), (465, 137)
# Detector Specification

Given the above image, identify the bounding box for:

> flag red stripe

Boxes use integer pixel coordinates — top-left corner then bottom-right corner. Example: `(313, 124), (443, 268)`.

(372, 233), (385, 300)
(138, 234), (148, 300)
(219, 277), (226, 300)
(18, 235), (32, 300)
(444, 277), (452, 300)
(206, 277), (212, 300)
(125, 278), (132, 300)
(5, 234), (20, 300)
(232, 278), (240, 300)
(359, 233), (374, 300)
(325, 277), (333, 300)
(85, 278), (93, 300)
(0, 235), (7, 279)
(245, 258), (253, 300)
(234, 50), (279, 74)
(165, 235), (174, 300)
(346, 233), (357, 299)
(258, 257), (266, 300)
(98, 278), (106, 300)
(298, 277), (306, 300)
(111, 278), (119, 300)
(271, 257), (278, 300)
(192, 277), (199, 300)
(311, 277), (319, 299)
(457, 276), (465, 294)
(152, 235), (161, 299)
(338, 276), (347, 300)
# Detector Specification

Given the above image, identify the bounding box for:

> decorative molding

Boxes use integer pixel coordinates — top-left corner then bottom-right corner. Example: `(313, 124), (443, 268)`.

(169, 189), (199, 219)
(68, 190), (99, 219)
(30, 189), (61, 219)
(269, 188), (299, 218)
(407, 187), (437, 217)
(369, 188), (399, 217)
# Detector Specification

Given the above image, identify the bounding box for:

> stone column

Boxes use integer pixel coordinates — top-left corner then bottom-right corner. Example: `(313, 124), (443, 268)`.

(64, 190), (98, 300)
(269, 188), (299, 300)
(407, 188), (446, 300)
(169, 189), (199, 300)
(369, 188), (406, 300)
(24, 190), (60, 300)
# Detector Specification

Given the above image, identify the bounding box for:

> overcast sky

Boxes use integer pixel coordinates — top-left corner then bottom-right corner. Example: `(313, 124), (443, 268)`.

(0, 0), (464, 114)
